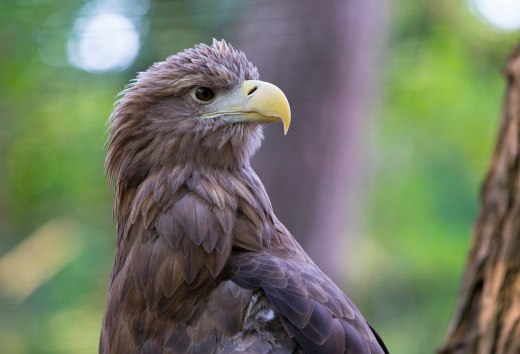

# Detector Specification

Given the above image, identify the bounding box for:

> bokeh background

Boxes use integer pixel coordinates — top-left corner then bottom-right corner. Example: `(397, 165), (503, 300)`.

(1, 0), (520, 353)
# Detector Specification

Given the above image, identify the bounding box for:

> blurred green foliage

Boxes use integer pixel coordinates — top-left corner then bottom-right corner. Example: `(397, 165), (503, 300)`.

(364, 2), (519, 353)
(0, 0), (518, 353)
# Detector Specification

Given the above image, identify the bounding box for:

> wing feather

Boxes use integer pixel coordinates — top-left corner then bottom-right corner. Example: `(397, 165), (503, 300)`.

(229, 252), (388, 354)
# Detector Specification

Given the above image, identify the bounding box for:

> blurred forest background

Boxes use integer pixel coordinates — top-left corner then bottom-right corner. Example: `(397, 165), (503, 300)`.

(1, 0), (520, 353)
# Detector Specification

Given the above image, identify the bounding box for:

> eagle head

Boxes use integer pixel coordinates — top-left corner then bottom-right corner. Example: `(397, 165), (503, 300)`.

(106, 39), (291, 191)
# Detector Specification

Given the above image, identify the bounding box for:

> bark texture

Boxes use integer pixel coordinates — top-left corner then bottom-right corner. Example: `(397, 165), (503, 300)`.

(439, 47), (520, 354)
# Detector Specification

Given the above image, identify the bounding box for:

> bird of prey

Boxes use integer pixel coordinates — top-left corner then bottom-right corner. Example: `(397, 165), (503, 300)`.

(100, 39), (388, 354)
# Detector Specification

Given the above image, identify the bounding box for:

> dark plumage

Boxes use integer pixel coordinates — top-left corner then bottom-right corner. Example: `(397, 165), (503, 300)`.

(100, 39), (388, 354)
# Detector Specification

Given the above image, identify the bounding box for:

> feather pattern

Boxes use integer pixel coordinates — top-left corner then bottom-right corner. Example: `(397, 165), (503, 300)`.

(100, 39), (388, 354)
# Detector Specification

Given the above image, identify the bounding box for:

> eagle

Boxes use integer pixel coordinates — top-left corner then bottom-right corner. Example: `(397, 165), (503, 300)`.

(100, 39), (388, 354)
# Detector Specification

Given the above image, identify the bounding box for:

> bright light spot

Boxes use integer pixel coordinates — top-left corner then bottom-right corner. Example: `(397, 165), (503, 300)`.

(469, 0), (520, 31)
(67, 13), (140, 73)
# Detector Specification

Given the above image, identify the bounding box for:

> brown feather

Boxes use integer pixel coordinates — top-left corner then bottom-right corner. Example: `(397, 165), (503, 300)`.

(100, 39), (388, 354)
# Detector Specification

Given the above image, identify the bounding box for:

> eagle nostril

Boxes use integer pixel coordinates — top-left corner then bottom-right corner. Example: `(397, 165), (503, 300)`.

(247, 86), (257, 96)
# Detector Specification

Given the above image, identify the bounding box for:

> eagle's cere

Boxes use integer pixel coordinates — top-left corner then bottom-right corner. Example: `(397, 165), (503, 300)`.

(100, 39), (388, 354)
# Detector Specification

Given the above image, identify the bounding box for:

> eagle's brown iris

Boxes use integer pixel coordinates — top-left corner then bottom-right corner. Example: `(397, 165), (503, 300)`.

(194, 86), (215, 102)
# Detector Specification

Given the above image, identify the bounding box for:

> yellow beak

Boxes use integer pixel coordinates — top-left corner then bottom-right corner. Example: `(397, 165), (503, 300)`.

(201, 80), (291, 135)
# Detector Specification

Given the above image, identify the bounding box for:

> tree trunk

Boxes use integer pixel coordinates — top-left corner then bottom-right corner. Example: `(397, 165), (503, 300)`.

(439, 47), (520, 354)
(233, 0), (387, 281)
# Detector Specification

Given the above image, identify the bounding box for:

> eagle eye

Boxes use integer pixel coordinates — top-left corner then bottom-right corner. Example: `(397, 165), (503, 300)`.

(193, 87), (215, 103)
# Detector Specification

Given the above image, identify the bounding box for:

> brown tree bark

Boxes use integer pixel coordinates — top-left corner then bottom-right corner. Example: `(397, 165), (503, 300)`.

(232, 0), (387, 281)
(439, 47), (520, 354)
